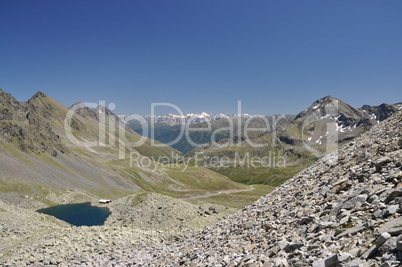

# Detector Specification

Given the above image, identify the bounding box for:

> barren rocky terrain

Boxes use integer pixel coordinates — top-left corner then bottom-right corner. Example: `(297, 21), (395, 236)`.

(1, 192), (235, 266)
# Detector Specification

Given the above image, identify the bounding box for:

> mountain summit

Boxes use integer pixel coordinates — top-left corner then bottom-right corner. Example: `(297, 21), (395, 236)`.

(0, 89), (65, 155)
(295, 96), (371, 126)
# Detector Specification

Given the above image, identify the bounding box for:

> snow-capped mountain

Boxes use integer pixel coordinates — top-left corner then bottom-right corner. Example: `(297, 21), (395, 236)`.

(120, 112), (254, 126)
(292, 96), (402, 145)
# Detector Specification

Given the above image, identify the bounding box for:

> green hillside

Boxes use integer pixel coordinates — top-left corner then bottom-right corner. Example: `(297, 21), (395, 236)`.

(0, 89), (265, 210)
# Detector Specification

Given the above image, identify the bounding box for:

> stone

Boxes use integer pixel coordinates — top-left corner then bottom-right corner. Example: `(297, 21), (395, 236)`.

(283, 243), (303, 253)
(398, 251), (402, 261)
(384, 205), (399, 217)
(397, 138), (402, 149)
(384, 187), (402, 204)
(396, 235), (402, 251)
(347, 259), (366, 267)
(335, 224), (367, 239)
(378, 237), (396, 255)
(362, 245), (378, 260)
(339, 216), (349, 225)
(273, 257), (289, 267)
(378, 218), (402, 236)
(380, 260), (401, 267)
(374, 157), (392, 172)
(376, 232), (391, 248)
(312, 253), (352, 267)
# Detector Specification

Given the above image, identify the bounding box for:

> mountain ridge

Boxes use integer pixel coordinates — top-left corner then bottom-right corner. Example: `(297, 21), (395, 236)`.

(184, 96), (401, 186)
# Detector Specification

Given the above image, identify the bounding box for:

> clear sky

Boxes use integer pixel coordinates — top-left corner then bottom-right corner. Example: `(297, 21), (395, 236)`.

(1, 0), (402, 116)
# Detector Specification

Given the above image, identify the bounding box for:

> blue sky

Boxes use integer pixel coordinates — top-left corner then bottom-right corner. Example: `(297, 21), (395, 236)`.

(1, 0), (401, 115)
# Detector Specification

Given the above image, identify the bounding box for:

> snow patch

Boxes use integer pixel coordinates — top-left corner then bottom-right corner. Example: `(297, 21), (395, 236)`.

(335, 122), (346, 133)
(321, 114), (331, 119)
(312, 105), (320, 110)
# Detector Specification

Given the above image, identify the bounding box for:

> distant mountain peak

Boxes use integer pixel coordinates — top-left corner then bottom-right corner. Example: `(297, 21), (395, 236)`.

(360, 102), (402, 121)
(311, 95), (340, 107)
(0, 89), (66, 155)
(316, 95), (337, 102)
(322, 95), (337, 100)
(70, 102), (85, 109)
(0, 88), (19, 104)
(94, 105), (117, 117)
(30, 91), (47, 99)
(295, 96), (344, 121)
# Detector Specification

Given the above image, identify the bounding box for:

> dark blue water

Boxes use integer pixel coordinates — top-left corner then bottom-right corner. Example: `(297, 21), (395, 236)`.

(37, 202), (111, 226)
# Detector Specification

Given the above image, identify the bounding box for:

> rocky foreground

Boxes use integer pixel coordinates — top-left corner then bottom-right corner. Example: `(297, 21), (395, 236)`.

(88, 111), (402, 266)
(0, 193), (233, 266)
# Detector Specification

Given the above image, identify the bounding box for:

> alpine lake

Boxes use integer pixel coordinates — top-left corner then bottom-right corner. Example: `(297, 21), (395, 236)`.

(37, 202), (111, 227)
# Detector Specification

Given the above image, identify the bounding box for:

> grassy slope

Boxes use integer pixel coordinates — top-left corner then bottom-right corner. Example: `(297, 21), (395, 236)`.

(1, 91), (268, 210)
(191, 184), (275, 209)
(210, 161), (315, 186)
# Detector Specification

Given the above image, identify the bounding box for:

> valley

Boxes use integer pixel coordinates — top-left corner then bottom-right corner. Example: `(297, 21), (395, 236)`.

(0, 89), (401, 265)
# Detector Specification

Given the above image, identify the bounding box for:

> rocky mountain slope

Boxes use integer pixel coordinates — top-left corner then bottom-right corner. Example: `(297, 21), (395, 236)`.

(361, 103), (402, 122)
(83, 110), (402, 266)
(190, 96), (401, 186)
(0, 193), (237, 265)
(0, 90), (65, 155)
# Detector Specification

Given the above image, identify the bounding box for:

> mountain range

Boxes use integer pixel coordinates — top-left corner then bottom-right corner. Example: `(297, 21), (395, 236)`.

(1, 90), (399, 203)
(121, 112), (254, 126)
(1, 88), (401, 265)
(130, 96), (401, 154)
(128, 96), (401, 186)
